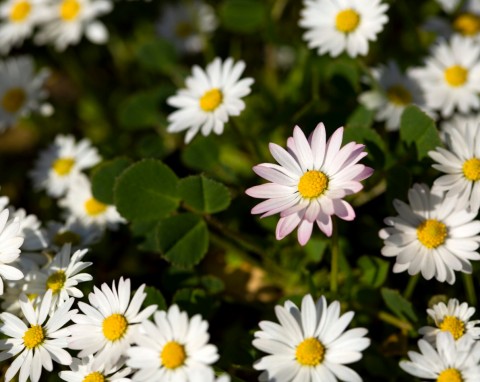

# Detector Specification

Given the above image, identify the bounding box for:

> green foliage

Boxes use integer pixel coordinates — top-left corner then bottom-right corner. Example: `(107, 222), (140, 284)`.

(381, 288), (418, 323)
(136, 39), (178, 74)
(178, 175), (231, 214)
(358, 256), (389, 288)
(219, 0), (268, 34)
(143, 286), (167, 311)
(118, 89), (166, 130)
(91, 157), (132, 204)
(181, 136), (220, 172)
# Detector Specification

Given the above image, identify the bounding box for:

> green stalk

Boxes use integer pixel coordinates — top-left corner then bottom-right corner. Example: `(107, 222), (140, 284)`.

(330, 219), (339, 294)
(463, 273), (477, 306)
(403, 273), (419, 300)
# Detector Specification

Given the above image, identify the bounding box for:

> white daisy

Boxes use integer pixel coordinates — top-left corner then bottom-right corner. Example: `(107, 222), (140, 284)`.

(0, 0), (49, 54)
(126, 304), (219, 381)
(400, 331), (480, 381)
(30, 134), (102, 198)
(0, 290), (76, 382)
(299, 0), (389, 58)
(379, 183), (480, 284)
(435, 0), (461, 13)
(24, 243), (92, 311)
(156, 0), (218, 54)
(59, 355), (132, 382)
(44, 218), (102, 251)
(410, 35), (480, 117)
(58, 173), (125, 230)
(9, 207), (47, 251)
(419, 298), (480, 345)
(35, 0), (112, 50)
(246, 122), (373, 245)
(0, 208), (24, 295)
(0, 56), (49, 132)
(429, 121), (480, 213)
(440, 113), (480, 138)
(359, 61), (426, 131)
(252, 294), (370, 382)
(69, 277), (157, 370)
(166, 57), (254, 143)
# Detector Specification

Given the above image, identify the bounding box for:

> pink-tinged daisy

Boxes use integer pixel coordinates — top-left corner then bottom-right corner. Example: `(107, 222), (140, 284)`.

(245, 123), (373, 245)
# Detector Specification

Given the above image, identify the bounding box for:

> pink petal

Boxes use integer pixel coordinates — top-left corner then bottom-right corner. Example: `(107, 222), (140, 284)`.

(276, 212), (303, 240)
(297, 219), (314, 246)
(332, 199), (356, 221)
(252, 165), (297, 186)
(309, 122), (327, 169)
(269, 143), (302, 176)
(323, 126), (344, 170)
(316, 213), (333, 237)
(293, 125), (314, 171)
(245, 183), (294, 199)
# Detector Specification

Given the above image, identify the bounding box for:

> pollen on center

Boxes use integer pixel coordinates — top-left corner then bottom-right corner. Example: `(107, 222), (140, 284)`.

(462, 157), (480, 181)
(199, 88), (223, 112)
(416, 219), (447, 249)
(437, 368), (463, 382)
(298, 170), (328, 199)
(1, 87), (26, 114)
(161, 341), (187, 369)
(444, 65), (468, 87)
(439, 316), (465, 340)
(53, 157), (75, 176)
(23, 324), (45, 349)
(387, 85), (412, 106)
(453, 13), (480, 36)
(10, 0), (31, 22)
(295, 337), (325, 366)
(102, 313), (128, 342)
(335, 9), (361, 33)
(46, 270), (66, 294)
(84, 197), (108, 216)
(83, 371), (105, 382)
(60, 0), (81, 21)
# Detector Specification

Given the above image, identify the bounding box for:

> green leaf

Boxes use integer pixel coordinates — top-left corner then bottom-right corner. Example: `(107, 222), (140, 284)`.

(178, 175), (231, 214)
(346, 105), (376, 129)
(181, 136), (220, 172)
(136, 39), (178, 74)
(343, 126), (385, 168)
(358, 256), (389, 288)
(381, 288), (418, 322)
(304, 238), (329, 263)
(325, 57), (360, 91)
(143, 286), (167, 311)
(400, 105), (441, 160)
(91, 158), (132, 204)
(157, 213), (209, 268)
(118, 89), (165, 130)
(172, 288), (217, 317)
(219, 0), (268, 34)
(114, 159), (179, 221)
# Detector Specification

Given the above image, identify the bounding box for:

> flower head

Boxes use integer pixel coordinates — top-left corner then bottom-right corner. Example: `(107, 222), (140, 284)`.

(246, 122), (373, 245)
(59, 355), (132, 382)
(0, 208), (24, 295)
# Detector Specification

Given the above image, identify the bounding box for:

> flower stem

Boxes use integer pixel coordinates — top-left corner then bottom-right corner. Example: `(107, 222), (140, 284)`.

(463, 273), (477, 306)
(403, 273), (419, 300)
(330, 219), (339, 294)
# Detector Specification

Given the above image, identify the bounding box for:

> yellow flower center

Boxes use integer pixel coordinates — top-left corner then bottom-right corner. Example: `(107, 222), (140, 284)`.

(444, 65), (468, 87)
(335, 9), (361, 33)
(417, 219), (447, 249)
(439, 316), (465, 340)
(83, 372), (105, 382)
(175, 21), (193, 38)
(463, 158), (480, 181)
(53, 230), (81, 247)
(298, 170), (328, 198)
(23, 325), (45, 349)
(295, 337), (325, 366)
(1, 87), (26, 114)
(46, 271), (66, 294)
(52, 157), (75, 176)
(437, 368), (463, 382)
(84, 198), (108, 216)
(386, 85), (412, 106)
(102, 314), (128, 342)
(10, 1), (31, 22)
(60, 0), (81, 21)
(161, 341), (187, 369)
(454, 13), (480, 36)
(199, 88), (223, 112)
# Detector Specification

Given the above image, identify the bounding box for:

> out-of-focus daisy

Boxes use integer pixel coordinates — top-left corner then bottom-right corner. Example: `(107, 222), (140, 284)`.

(0, 0), (48, 54)
(252, 294), (370, 382)
(156, 0), (217, 54)
(44, 218), (102, 251)
(9, 207), (47, 251)
(0, 290), (76, 382)
(359, 61), (427, 131)
(410, 35), (480, 117)
(59, 173), (125, 230)
(59, 355), (132, 382)
(429, 122), (480, 213)
(435, 0), (461, 13)
(166, 57), (254, 143)
(30, 134), (101, 198)
(440, 113), (480, 138)
(0, 56), (49, 132)
(419, 298), (480, 345)
(246, 122), (373, 245)
(69, 277), (157, 370)
(379, 183), (480, 284)
(126, 304), (219, 381)
(24, 243), (92, 311)
(35, 0), (112, 50)
(0, 208), (24, 295)
(299, 0), (389, 58)
(400, 332), (480, 381)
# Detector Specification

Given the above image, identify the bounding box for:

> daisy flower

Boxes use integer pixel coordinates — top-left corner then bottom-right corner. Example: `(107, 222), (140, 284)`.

(126, 304), (219, 381)
(400, 332), (480, 381)
(429, 121), (480, 213)
(418, 298), (480, 345)
(30, 134), (102, 198)
(379, 183), (480, 284)
(0, 56), (49, 132)
(410, 35), (480, 117)
(0, 290), (77, 382)
(69, 277), (157, 370)
(166, 57), (254, 143)
(358, 61), (426, 131)
(0, 0), (48, 54)
(252, 294), (370, 382)
(35, 0), (112, 51)
(59, 355), (132, 382)
(435, 0), (461, 13)
(58, 173), (125, 230)
(156, 0), (218, 54)
(9, 207), (47, 251)
(44, 218), (102, 251)
(245, 122), (373, 245)
(440, 113), (480, 138)
(24, 243), (92, 311)
(298, 0), (389, 58)
(0, 208), (24, 295)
